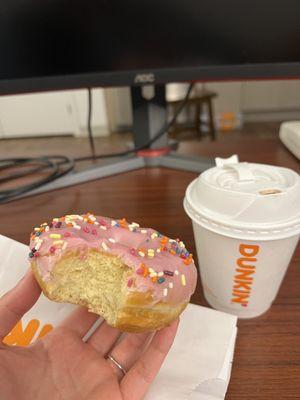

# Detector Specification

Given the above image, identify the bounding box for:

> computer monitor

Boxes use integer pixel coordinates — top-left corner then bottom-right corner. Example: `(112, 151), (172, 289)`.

(1, 0), (300, 95)
(1, 1), (300, 202)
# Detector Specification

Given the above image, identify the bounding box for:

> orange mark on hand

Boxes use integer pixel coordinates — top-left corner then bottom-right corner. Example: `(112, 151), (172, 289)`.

(3, 320), (53, 347)
(37, 324), (54, 339)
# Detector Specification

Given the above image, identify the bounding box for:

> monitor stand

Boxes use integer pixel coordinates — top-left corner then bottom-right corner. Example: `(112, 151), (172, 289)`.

(19, 84), (214, 199)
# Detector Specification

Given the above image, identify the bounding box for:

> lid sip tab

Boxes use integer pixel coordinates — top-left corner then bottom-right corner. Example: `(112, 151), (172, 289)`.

(216, 155), (255, 183)
(215, 154), (239, 167)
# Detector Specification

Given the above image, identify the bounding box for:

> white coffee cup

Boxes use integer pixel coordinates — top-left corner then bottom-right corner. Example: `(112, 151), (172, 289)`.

(184, 155), (300, 318)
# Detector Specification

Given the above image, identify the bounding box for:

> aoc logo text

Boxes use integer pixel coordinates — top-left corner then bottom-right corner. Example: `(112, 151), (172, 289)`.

(134, 73), (155, 84)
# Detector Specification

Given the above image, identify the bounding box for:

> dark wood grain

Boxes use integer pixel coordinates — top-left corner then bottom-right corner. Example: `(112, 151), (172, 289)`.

(0, 134), (299, 399)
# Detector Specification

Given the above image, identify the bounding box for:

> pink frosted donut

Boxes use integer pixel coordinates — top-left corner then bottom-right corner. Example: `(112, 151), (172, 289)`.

(29, 213), (197, 332)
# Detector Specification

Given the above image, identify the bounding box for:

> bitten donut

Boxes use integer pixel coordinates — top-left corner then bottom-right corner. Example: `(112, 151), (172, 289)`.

(29, 213), (197, 332)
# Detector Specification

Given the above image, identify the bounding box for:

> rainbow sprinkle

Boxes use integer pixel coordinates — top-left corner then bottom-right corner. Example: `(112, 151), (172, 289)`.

(53, 240), (64, 246)
(101, 242), (109, 251)
(127, 278), (134, 287)
(50, 234), (61, 239)
(29, 213), (195, 300)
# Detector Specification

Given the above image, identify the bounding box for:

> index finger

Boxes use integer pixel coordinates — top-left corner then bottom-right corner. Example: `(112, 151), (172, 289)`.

(0, 269), (41, 341)
(121, 319), (179, 400)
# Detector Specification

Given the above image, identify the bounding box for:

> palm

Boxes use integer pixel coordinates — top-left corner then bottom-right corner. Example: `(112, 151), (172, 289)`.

(43, 328), (122, 400)
(0, 272), (178, 400)
(1, 327), (122, 400)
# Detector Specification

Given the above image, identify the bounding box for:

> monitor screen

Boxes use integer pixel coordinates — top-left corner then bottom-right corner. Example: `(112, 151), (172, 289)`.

(1, 0), (300, 94)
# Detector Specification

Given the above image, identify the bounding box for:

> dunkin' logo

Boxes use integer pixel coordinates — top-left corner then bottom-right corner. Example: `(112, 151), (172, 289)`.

(231, 244), (260, 307)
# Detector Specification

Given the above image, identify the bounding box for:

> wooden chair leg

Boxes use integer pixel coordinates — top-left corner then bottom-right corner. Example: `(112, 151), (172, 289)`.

(195, 102), (202, 138)
(207, 99), (216, 141)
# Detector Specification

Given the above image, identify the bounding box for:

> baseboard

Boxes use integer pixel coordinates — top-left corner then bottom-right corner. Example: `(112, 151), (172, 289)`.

(109, 110), (300, 133)
(111, 124), (132, 133)
(243, 109), (300, 123)
(75, 125), (110, 137)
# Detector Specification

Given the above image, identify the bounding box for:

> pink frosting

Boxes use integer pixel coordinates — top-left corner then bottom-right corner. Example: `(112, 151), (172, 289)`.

(29, 214), (197, 306)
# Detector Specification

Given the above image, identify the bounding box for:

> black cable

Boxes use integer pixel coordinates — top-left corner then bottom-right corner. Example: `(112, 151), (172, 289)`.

(0, 84), (193, 203)
(0, 160), (46, 184)
(0, 156), (74, 204)
(87, 88), (96, 159)
(75, 83), (194, 162)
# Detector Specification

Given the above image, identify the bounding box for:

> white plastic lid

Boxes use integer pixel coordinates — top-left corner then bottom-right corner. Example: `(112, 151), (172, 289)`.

(184, 155), (300, 240)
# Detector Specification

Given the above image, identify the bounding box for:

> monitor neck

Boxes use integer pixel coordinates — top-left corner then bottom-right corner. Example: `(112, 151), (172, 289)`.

(131, 84), (168, 149)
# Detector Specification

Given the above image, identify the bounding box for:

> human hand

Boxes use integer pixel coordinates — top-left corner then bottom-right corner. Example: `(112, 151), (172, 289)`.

(0, 271), (178, 400)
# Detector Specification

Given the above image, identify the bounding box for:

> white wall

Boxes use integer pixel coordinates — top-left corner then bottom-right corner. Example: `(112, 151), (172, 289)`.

(0, 88), (109, 138)
(1, 80), (300, 138)
(0, 91), (78, 137)
(240, 80), (300, 122)
(72, 89), (109, 136)
(106, 80), (300, 130)
(105, 87), (133, 132)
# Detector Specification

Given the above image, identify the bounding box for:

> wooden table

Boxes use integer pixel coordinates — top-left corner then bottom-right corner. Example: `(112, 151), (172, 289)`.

(0, 137), (299, 399)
